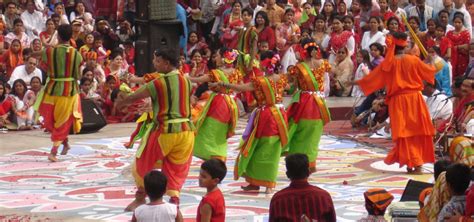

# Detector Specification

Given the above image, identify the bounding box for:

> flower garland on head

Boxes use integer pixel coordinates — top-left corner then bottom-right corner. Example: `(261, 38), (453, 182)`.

(260, 54), (281, 75)
(223, 49), (238, 66)
(301, 41), (321, 60)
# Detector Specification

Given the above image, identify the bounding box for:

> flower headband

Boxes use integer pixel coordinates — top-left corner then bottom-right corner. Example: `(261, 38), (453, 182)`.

(303, 42), (317, 49)
(261, 54), (281, 74)
(223, 50), (238, 64)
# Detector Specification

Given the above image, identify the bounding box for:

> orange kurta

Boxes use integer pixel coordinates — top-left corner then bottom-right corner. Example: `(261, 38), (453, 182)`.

(357, 54), (437, 168)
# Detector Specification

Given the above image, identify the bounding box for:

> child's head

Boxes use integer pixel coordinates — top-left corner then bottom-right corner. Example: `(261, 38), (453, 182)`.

(369, 42), (384, 58)
(357, 49), (371, 64)
(434, 159), (451, 181)
(258, 41), (269, 52)
(445, 163), (471, 196)
(85, 33), (94, 45)
(300, 29), (311, 40)
(199, 159), (227, 188)
(80, 77), (92, 93)
(144, 170), (167, 201)
(105, 75), (117, 89)
(94, 36), (103, 48)
(435, 22), (446, 38)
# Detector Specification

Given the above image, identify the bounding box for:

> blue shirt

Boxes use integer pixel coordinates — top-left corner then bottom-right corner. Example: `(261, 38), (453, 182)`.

(435, 59), (452, 96)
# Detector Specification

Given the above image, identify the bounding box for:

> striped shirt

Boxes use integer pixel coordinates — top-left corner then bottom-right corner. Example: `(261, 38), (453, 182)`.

(269, 179), (336, 222)
(146, 70), (194, 133)
(42, 44), (83, 96)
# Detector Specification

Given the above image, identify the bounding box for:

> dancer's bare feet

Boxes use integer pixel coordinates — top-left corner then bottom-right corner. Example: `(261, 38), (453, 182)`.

(265, 187), (273, 194)
(124, 198), (146, 212)
(407, 166), (423, 175)
(60, 140), (70, 155)
(48, 153), (58, 162)
(241, 184), (260, 191)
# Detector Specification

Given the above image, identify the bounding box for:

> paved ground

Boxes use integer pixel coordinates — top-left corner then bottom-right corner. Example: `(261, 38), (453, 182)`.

(0, 116), (433, 221)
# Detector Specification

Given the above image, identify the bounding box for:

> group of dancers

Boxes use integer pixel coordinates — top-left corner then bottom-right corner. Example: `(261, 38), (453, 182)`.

(115, 36), (332, 210)
(37, 23), (440, 212)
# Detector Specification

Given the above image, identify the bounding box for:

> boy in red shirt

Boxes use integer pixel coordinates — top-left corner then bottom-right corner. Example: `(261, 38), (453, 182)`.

(197, 159), (227, 222)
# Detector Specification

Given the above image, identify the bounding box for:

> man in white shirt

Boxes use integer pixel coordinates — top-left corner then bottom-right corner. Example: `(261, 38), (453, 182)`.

(423, 81), (453, 121)
(8, 56), (43, 88)
(249, 0), (263, 25)
(21, 0), (46, 38)
(453, 0), (472, 38)
(388, 0), (407, 19)
(406, 0), (434, 31)
(426, 0), (445, 15)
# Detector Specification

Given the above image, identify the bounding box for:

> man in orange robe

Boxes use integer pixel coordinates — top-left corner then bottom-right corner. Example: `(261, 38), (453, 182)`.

(356, 32), (437, 174)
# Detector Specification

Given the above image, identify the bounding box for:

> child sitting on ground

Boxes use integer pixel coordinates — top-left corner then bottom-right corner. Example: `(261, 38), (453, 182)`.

(197, 159), (227, 222)
(437, 163), (471, 221)
(132, 170), (183, 222)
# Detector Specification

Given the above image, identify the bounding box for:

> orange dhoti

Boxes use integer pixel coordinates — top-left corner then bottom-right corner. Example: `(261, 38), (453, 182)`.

(132, 126), (194, 197)
(38, 94), (82, 142)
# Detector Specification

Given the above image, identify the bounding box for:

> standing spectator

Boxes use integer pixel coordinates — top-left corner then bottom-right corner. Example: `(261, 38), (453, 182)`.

(321, 2), (337, 25)
(358, 189), (394, 222)
(406, 0), (434, 31)
(361, 16), (386, 51)
(21, 0), (46, 39)
(4, 2), (20, 32)
(359, 0), (380, 32)
(249, 0), (263, 26)
(437, 163), (471, 221)
(8, 56), (42, 87)
(5, 19), (30, 48)
(438, 10), (455, 33)
(453, 0), (472, 38)
(311, 15), (328, 48)
(199, 0), (219, 42)
(255, 11), (276, 51)
(388, 0), (407, 19)
(299, 2), (316, 31)
(263, 0), (285, 27)
(269, 154), (336, 222)
(330, 47), (354, 97)
(131, 170), (184, 222)
(426, 0), (444, 15)
(322, 15), (355, 65)
(196, 159), (226, 222)
(447, 15), (471, 78)
(220, 1), (243, 49)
